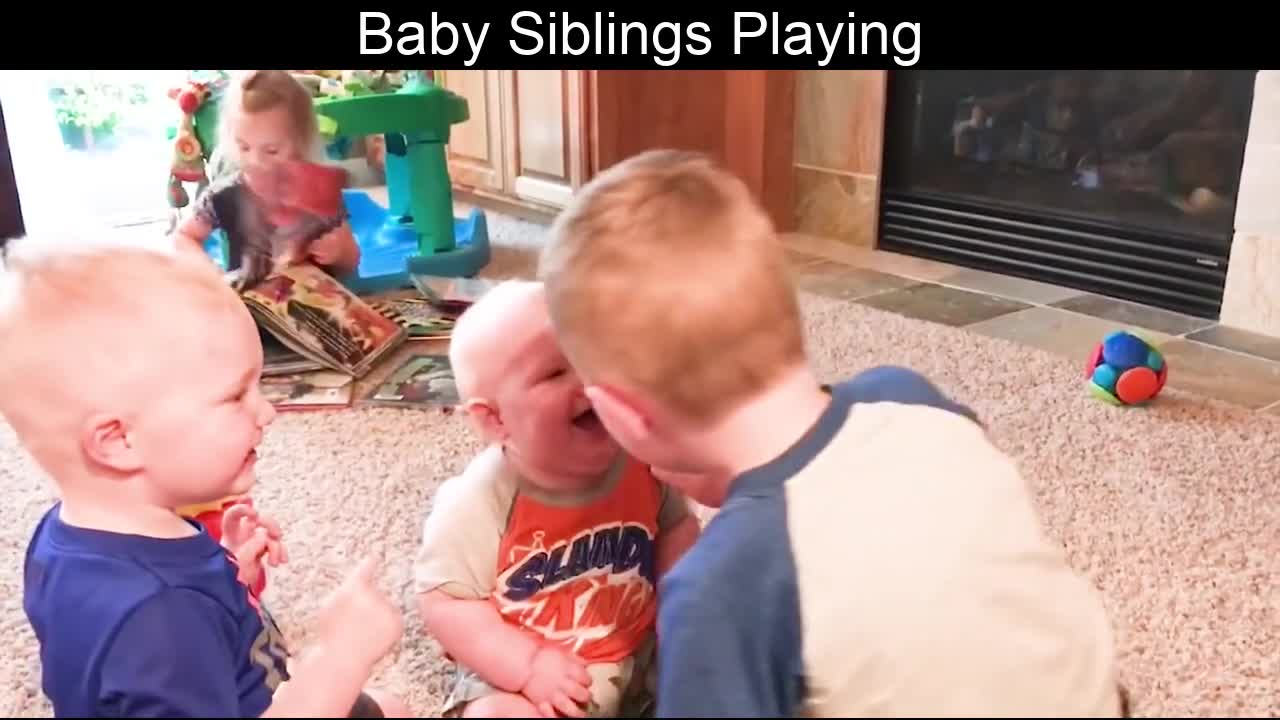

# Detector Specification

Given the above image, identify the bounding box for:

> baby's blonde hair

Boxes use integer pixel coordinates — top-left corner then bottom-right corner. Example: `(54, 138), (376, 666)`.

(218, 70), (321, 161)
(448, 279), (545, 403)
(0, 234), (241, 474)
(537, 149), (807, 427)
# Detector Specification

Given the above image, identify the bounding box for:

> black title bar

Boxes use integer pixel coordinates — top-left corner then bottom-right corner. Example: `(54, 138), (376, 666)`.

(0, 6), (1268, 69)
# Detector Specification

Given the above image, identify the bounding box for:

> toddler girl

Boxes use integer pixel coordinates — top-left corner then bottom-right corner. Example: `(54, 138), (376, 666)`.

(173, 70), (361, 288)
(170, 70), (362, 599)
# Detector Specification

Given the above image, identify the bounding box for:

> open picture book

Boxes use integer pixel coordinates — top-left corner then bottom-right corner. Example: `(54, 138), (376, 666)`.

(238, 262), (407, 379)
(260, 370), (355, 411)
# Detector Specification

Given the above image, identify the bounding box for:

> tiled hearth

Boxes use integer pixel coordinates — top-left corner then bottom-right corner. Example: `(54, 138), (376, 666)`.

(783, 232), (1280, 413)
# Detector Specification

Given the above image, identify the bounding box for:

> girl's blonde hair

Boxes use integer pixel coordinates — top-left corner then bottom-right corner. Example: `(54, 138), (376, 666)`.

(218, 70), (322, 161)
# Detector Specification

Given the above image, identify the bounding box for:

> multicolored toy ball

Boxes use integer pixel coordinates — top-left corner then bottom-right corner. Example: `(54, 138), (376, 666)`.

(1085, 330), (1168, 406)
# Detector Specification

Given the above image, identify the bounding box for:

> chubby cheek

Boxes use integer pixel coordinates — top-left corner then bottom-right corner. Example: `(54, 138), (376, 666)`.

(513, 411), (574, 459)
(178, 416), (258, 482)
(520, 419), (570, 459)
(138, 436), (230, 504)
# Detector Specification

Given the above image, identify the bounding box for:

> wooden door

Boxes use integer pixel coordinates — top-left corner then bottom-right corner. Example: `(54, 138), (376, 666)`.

(589, 70), (796, 231)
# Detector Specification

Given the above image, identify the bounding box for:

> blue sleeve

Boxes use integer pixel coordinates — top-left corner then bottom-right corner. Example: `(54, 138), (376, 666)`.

(97, 588), (242, 717)
(838, 365), (982, 426)
(655, 507), (805, 718)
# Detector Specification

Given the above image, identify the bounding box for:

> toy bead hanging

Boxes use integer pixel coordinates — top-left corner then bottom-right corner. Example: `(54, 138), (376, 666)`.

(167, 174), (188, 208)
(165, 81), (212, 218)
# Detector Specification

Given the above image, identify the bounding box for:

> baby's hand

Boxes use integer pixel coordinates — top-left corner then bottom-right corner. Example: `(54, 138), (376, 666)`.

(229, 250), (275, 291)
(220, 502), (287, 589)
(521, 644), (591, 718)
(313, 557), (404, 671)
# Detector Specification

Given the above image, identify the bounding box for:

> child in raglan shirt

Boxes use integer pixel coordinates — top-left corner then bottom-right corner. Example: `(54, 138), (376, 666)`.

(536, 149), (1129, 718)
(414, 279), (700, 719)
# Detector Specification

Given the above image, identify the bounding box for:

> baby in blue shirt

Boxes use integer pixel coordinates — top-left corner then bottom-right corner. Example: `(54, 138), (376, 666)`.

(1, 235), (407, 718)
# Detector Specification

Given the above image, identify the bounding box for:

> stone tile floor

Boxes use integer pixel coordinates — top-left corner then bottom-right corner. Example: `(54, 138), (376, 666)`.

(781, 232), (1280, 413)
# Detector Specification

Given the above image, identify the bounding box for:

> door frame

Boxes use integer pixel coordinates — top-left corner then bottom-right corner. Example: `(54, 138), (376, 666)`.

(0, 97), (24, 244)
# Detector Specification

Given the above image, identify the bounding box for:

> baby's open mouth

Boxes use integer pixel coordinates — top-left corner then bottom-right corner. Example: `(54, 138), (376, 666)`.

(570, 391), (602, 431)
(572, 406), (602, 430)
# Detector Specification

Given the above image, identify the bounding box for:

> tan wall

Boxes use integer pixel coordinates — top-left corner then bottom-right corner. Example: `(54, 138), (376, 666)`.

(791, 71), (887, 248)
(1220, 70), (1280, 338)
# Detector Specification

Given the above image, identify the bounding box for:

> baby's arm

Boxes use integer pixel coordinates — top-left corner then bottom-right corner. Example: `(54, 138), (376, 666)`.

(172, 212), (214, 259)
(418, 588), (540, 691)
(263, 649), (378, 718)
(414, 462), (532, 690)
(259, 561), (399, 717)
(655, 482), (701, 579)
(264, 560), (403, 718)
(414, 457), (590, 715)
(420, 591), (590, 718)
(171, 178), (228, 265)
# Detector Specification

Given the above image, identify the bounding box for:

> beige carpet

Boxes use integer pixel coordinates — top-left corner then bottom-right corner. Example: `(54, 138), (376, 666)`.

(2, 216), (1278, 717)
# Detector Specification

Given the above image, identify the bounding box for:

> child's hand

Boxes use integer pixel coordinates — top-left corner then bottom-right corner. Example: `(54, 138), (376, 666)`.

(305, 228), (347, 267)
(271, 227), (355, 275)
(220, 502), (288, 589)
(521, 645), (591, 718)
(280, 160), (347, 217)
(313, 557), (404, 671)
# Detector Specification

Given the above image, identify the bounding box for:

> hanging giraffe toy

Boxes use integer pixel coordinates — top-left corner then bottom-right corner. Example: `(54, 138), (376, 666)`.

(165, 80), (212, 228)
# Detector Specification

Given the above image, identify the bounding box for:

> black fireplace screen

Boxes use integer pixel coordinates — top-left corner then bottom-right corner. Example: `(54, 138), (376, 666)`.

(879, 70), (1257, 318)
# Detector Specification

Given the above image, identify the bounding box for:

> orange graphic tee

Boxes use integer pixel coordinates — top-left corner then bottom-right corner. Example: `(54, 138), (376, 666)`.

(492, 459), (663, 664)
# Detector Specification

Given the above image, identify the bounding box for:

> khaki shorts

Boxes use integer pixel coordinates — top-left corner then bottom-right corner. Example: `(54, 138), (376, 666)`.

(442, 633), (657, 718)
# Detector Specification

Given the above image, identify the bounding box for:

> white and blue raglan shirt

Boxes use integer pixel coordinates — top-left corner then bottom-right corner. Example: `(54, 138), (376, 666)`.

(656, 366), (1123, 718)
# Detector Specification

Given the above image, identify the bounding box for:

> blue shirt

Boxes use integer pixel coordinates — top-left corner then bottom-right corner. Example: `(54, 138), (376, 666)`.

(654, 365), (1122, 717)
(22, 504), (291, 717)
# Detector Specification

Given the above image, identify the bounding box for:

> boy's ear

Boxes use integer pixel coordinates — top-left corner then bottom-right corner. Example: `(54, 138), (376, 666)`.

(463, 398), (507, 442)
(583, 385), (652, 447)
(80, 414), (144, 474)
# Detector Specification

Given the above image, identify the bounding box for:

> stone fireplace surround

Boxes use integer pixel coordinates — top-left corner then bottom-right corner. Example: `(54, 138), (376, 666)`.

(791, 70), (1280, 340)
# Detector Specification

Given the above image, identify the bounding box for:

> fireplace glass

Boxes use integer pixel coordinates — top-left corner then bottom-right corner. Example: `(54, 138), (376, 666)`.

(879, 70), (1257, 318)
